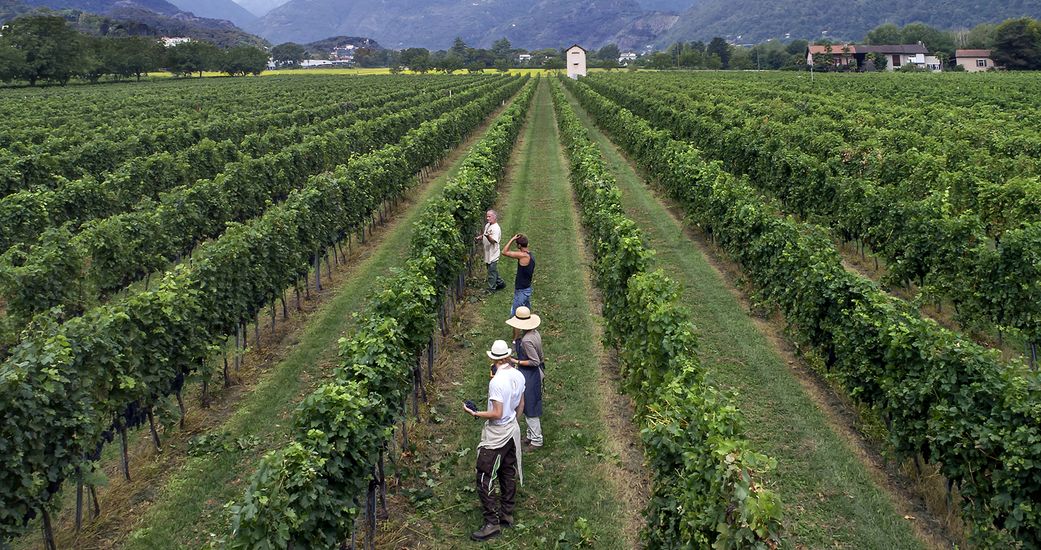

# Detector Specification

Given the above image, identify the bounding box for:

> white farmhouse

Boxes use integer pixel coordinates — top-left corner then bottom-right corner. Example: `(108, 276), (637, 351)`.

(619, 52), (638, 64)
(161, 37), (192, 47)
(566, 44), (587, 79)
(956, 49), (1000, 72)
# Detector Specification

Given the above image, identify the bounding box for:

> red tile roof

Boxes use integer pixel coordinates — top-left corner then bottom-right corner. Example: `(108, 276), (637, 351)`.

(956, 49), (992, 58)
(808, 44), (856, 55)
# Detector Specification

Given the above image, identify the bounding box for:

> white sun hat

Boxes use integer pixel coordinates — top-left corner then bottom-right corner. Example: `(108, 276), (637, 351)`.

(486, 339), (513, 360)
(506, 306), (541, 331)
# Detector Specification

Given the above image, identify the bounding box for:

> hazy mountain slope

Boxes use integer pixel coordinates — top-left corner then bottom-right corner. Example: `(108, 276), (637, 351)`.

(233, 0), (287, 17)
(663, 0), (1041, 43)
(4, 0), (267, 46)
(635, 0), (691, 12)
(20, 0), (181, 15)
(169, 0), (256, 27)
(248, 0), (665, 49)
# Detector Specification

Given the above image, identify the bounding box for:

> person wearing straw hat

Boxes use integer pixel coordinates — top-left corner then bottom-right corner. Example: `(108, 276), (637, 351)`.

(507, 306), (545, 449)
(464, 339), (526, 541)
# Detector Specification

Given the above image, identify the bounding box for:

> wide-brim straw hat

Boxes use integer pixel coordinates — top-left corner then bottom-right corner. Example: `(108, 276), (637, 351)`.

(486, 339), (512, 360)
(506, 306), (541, 331)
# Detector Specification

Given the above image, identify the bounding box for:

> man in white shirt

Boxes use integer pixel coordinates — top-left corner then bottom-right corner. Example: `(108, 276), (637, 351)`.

(475, 209), (506, 292)
(464, 340), (525, 541)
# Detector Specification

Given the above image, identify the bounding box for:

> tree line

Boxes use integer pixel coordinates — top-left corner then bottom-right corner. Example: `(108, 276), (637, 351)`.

(0, 15), (270, 86)
(268, 37), (637, 73)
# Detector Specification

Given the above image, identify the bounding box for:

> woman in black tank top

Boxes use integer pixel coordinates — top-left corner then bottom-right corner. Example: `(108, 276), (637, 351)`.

(503, 234), (535, 316)
(515, 251), (535, 290)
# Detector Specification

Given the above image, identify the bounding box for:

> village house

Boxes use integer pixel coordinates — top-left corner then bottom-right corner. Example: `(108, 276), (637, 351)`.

(807, 43), (941, 72)
(619, 52), (638, 64)
(161, 37), (191, 47)
(517, 53), (532, 64)
(956, 49), (1000, 72)
(330, 45), (356, 62)
(566, 44), (587, 79)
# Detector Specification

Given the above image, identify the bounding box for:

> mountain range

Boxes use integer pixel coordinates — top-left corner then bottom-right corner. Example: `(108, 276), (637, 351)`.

(6, 0), (1041, 51)
(1, 0), (266, 46)
(234, 0), (287, 17)
(242, 0), (1041, 50)
(659, 0), (1041, 45)
(168, 0), (257, 28)
(246, 0), (676, 50)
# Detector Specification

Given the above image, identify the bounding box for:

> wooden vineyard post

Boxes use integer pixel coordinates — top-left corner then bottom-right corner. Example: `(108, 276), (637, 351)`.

(148, 408), (162, 451)
(365, 474), (377, 550)
(378, 449), (388, 520)
(427, 336), (435, 381)
(176, 389), (186, 429)
(119, 426), (131, 481)
(89, 485), (100, 519)
(412, 362), (420, 417)
(314, 252), (322, 292)
(75, 472), (84, 533)
(235, 325), (243, 372)
(223, 351), (231, 388)
(41, 508), (56, 550)
(201, 376), (210, 409)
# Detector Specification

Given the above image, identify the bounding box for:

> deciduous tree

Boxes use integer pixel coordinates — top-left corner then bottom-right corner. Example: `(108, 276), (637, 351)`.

(271, 42), (305, 68)
(706, 37), (731, 68)
(993, 17), (1041, 70)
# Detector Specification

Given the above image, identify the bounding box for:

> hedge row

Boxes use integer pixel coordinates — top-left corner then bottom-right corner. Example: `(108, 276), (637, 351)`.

(226, 78), (538, 549)
(564, 77), (1041, 547)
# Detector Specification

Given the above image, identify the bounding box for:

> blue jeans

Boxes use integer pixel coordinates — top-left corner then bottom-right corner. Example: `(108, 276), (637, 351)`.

(511, 287), (532, 316)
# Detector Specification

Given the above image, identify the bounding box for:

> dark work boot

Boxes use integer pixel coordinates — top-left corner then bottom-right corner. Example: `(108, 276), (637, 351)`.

(471, 523), (501, 541)
(500, 513), (514, 527)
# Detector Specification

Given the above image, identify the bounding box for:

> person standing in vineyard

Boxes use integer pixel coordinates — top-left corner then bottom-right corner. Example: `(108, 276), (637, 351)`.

(476, 210), (506, 293)
(464, 339), (526, 541)
(503, 233), (534, 316)
(507, 306), (545, 450)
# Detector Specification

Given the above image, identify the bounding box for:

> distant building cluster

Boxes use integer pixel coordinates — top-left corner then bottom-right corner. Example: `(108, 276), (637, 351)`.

(161, 37), (191, 48)
(807, 43), (1001, 72)
(807, 43), (942, 71)
(330, 44), (356, 62)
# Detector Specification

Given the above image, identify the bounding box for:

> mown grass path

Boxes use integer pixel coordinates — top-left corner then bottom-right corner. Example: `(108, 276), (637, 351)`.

(104, 101), (521, 550)
(562, 89), (936, 549)
(379, 80), (645, 548)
